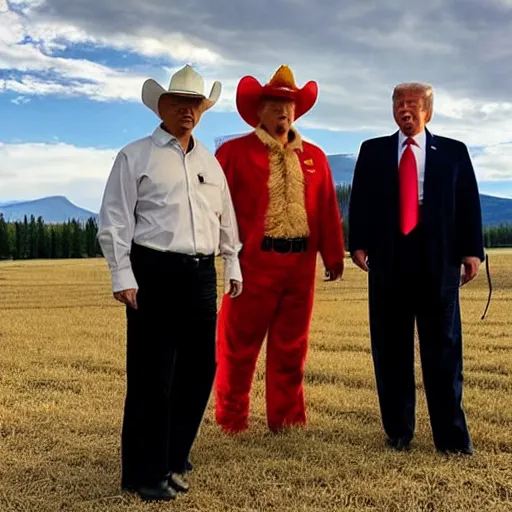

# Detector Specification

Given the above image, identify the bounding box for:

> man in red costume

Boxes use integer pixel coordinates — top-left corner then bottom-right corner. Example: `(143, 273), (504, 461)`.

(215, 65), (345, 433)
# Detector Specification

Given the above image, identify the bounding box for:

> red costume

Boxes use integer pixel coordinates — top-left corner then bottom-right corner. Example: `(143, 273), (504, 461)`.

(215, 65), (345, 432)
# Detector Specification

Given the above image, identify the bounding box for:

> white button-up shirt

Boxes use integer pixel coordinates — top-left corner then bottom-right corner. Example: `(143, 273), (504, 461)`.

(398, 129), (426, 203)
(97, 125), (243, 293)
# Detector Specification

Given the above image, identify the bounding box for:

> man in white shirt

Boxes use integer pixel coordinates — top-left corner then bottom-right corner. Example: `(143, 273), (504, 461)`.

(97, 65), (242, 502)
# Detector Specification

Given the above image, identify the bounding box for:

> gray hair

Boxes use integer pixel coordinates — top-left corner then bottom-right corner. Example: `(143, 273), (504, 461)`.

(392, 82), (433, 112)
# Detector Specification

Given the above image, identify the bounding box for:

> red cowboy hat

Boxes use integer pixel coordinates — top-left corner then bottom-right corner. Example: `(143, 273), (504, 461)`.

(235, 65), (318, 128)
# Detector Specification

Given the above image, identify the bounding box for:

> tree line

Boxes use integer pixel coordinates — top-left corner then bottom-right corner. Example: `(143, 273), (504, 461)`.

(0, 214), (101, 260)
(0, 189), (510, 260)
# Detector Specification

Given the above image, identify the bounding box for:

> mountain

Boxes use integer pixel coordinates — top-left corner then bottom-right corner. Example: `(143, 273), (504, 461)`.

(0, 196), (97, 223)
(327, 153), (512, 227)
(479, 195), (512, 226)
(326, 153), (356, 183)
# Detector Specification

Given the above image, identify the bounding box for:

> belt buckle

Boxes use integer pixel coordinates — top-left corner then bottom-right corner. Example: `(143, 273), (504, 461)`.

(190, 256), (201, 268)
(274, 239), (290, 253)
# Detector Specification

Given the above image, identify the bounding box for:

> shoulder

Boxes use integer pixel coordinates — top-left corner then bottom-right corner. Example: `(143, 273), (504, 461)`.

(216, 133), (255, 154)
(430, 133), (468, 153)
(194, 139), (222, 168)
(301, 140), (330, 165)
(359, 135), (393, 152)
(119, 135), (153, 158)
(194, 138), (216, 158)
(194, 139), (228, 180)
(109, 136), (153, 176)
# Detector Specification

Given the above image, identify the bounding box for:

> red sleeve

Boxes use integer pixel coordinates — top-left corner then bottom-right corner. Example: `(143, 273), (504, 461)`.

(318, 153), (345, 270)
(215, 141), (235, 190)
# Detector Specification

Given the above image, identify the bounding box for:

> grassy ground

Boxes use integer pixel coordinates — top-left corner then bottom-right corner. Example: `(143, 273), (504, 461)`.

(0, 251), (511, 511)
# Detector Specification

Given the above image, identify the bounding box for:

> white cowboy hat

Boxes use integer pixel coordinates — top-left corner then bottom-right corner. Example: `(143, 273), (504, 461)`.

(141, 64), (222, 118)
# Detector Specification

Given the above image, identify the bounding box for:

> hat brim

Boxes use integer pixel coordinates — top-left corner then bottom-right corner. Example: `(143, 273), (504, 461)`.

(235, 75), (318, 128)
(141, 78), (221, 118)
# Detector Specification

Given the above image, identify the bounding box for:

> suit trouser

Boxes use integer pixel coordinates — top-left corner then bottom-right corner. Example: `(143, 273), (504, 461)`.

(120, 243), (217, 487)
(368, 225), (471, 451)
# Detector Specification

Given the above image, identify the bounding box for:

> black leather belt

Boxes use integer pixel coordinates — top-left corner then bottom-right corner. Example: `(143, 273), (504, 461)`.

(260, 237), (308, 253)
(131, 243), (214, 268)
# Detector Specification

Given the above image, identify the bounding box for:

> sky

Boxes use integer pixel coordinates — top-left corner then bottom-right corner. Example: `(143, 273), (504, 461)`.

(1, 0), (511, 213)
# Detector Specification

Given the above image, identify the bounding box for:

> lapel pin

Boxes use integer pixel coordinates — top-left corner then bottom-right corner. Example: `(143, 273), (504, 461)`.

(431, 145), (436, 150)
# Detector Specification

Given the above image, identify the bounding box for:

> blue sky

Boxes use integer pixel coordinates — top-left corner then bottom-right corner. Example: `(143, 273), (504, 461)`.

(1, 0), (511, 212)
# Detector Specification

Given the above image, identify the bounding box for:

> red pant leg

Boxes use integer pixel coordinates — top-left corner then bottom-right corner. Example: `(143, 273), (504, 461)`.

(265, 271), (316, 432)
(215, 272), (281, 432)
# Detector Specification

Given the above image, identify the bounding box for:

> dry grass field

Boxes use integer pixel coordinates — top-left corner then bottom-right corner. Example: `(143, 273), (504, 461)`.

(0, 251), (511, 512)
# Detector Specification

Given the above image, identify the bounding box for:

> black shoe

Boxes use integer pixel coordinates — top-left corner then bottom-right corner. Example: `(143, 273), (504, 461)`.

(387, 437), (411, 452)
(136, 480), (177, 501)
(438, 446), (473, 456)
(169, 473), (190, 493)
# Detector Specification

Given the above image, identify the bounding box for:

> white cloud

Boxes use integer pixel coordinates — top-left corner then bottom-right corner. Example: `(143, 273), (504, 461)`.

(0, 142), (117, 211)
(472, 143), (512, 182)
(11, 95), (30, 104)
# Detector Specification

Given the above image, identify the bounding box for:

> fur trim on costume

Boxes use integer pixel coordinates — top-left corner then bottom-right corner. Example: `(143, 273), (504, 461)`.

(255, 127), (310, 238)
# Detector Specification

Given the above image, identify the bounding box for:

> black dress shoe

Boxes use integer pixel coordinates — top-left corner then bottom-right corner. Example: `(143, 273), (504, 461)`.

(136, 480), (177, 501)
(387, 437), (411, 451)
(438, 446), (473, 456)
(169, 473), (190, 493)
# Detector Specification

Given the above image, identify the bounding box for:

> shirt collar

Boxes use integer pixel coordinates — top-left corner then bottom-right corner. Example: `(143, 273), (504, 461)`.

(398, 129), (426, 149)
(151, 124), (195, 152)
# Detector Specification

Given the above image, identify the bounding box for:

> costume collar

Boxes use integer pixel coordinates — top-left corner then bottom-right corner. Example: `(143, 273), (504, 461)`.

(254, 125), (303, 152)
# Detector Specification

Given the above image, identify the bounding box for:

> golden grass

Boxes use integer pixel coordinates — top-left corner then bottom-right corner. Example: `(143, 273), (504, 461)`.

(0, 251), (511, 511)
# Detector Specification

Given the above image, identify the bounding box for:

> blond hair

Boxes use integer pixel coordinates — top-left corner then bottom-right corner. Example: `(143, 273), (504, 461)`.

(392, 82), (433, 112)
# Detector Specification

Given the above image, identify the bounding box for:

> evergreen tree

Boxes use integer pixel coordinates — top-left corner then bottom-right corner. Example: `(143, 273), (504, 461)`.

(37, 216), (49, 258)
(21, 215), (29, 259)
(70, 219), (83, 258)
(0, 214), (11, 259)
(28, 215), (38, 259)
(61, 221), (71, 258)
(14, 222), (22, 259)
(85, 217), (100, 257)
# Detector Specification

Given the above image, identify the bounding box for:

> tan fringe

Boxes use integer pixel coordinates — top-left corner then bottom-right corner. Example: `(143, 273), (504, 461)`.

(255, 127), (310, 238)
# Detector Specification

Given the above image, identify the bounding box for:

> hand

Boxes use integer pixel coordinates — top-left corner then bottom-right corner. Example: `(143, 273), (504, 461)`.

(228, 280), (242, 298)
(351, 250), (369, 272)
(460, 257), (480, 286)
(324, 261), (344, 281)
(113, 288), (138, 309)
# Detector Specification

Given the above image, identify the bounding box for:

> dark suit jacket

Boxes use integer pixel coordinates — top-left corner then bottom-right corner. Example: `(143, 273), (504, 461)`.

(348, 128), (484, 298)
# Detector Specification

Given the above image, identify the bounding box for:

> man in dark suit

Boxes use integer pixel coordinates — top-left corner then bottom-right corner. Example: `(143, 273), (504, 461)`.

(348, 82), (484, 455)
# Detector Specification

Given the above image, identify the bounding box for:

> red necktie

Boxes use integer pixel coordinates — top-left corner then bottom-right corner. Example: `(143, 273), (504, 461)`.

(399, 137), (419, 235)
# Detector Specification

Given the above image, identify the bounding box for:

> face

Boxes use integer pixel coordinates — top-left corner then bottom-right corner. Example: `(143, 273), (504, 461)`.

(393, 90), (431, 136)
(158, 94), (205, 135)
(258, 98), (296, 137)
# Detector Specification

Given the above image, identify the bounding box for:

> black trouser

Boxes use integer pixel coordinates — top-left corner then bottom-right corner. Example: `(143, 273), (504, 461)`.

(121, 243), (217, 487)
(368, 225), (471, 451)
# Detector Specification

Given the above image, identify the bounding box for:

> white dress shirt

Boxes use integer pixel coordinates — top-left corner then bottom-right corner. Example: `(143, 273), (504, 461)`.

(97, 125), (243, 293)
(398, 130), (426, 203)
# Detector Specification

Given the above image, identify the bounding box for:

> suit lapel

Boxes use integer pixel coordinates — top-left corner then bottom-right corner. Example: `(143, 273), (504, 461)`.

(423, 128), (441, 208)
(387, 131), (399, 180)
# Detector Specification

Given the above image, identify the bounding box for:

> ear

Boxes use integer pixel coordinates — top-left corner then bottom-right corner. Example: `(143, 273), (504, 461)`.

(157, 95), (167, 119)
(256, 102), (265, 121)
